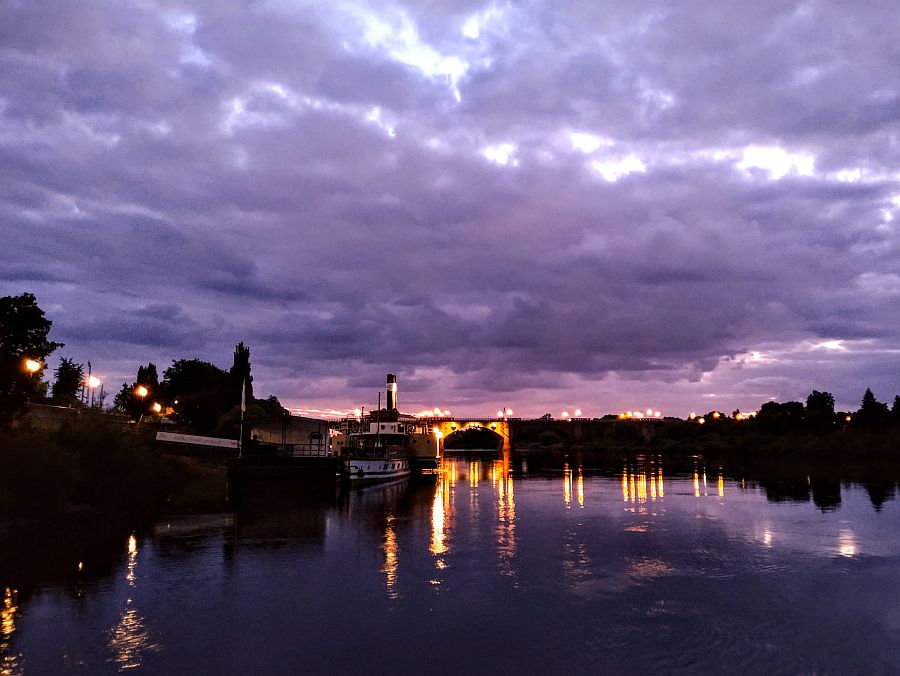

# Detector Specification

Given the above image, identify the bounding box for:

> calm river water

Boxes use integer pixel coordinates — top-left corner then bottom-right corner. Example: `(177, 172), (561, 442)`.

(3, 455), (900, 675)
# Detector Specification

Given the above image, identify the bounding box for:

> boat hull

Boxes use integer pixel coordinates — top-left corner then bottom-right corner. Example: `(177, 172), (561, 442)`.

(345, 457), (410, 482)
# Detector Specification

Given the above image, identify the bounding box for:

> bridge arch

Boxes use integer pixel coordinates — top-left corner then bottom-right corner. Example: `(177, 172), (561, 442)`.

(432, 419), (511, 453)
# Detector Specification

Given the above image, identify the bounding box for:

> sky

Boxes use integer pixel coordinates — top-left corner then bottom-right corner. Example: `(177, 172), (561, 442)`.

(2, 1), (900, 419)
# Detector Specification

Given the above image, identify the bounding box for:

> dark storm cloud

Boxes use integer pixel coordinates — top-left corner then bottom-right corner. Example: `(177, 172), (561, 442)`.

(2, 0), (899, 415)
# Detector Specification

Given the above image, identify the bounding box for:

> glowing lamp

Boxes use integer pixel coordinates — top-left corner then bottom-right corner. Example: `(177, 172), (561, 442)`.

(135, 385), (149, 398)
(24, 359), (41, 373)
(151, 402), (162, 414)
(87, 375), (101, 389)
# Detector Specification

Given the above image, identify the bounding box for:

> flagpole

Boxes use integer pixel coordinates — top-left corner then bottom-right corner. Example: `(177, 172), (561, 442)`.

(238, 377), (246, 459)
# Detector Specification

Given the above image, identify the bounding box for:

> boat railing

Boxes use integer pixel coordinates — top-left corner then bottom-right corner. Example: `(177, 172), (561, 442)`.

(350, 446), (405, 459)
(249, 441), (331, 457)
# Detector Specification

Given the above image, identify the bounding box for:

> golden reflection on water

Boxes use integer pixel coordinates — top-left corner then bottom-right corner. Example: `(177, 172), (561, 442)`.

(109, 534), (160, 670)
(430, 468), (454, 582)
(383, 516), (400, 599)
(693, 471), (701, 498)
(622, 460), (665, 509)
(1, 587), (22, 676)
(576, 468), (584, 508)
(431, 480), (447, 557)
(563, 463), (572, 506)
(718, 473), (725, 498)
(495, 459), (517, 575)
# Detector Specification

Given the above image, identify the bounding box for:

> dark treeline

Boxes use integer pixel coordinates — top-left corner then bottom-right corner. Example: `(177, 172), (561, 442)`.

(110, 341), (287, 436)
(0, 291), (286, 437)
(514, 387), (900, 461)
(0, 292), (239, 525)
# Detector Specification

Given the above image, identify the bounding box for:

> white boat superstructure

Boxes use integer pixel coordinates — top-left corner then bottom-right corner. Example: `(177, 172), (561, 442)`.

(345, 454), (410, 481)
(345, 419), (411, 482)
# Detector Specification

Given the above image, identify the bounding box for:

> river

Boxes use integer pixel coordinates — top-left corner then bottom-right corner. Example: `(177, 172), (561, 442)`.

(3, 454), (900, 674)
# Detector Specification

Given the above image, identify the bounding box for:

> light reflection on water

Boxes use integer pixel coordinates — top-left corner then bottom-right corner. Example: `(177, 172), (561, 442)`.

(108, 534), (161, 671)
(4, 456), (900, 674)
(1, 587), (22, 676)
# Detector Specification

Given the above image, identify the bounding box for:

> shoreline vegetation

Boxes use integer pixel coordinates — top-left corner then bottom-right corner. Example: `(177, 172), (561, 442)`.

(0, 415), (227, 525)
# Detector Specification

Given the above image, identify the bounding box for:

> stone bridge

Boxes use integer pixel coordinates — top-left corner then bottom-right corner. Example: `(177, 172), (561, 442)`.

(425, 417), (512, 453)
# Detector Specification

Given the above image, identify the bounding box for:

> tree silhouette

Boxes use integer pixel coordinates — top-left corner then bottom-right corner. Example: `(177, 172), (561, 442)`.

(855, 388), (889, 429)
(51, 357), (84, 406)
(230, 341), (253, 406)
(805, 390), (835, 434)
(0, 293), (63, 417)
(164, 359), (231, 431)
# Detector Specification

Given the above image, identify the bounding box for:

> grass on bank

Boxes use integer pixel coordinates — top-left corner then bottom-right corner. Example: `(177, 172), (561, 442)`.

(0, 416), (225, 523)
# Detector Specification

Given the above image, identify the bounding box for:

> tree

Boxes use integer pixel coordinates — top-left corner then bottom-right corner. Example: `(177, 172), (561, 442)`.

(163, 359), (231, 431)
(230, 341), (253, 407)
(0, 293), (63, 417)
(805, 390), (835, 434)
(112, 382), (139, 418)
(855, 388), (889, 429)
(51, 357), (84, 406)
(256, 394), (286, 416)
(756, 400), (804, 435)
(806, 390), (835, 414)
(136, 362), (160, 393)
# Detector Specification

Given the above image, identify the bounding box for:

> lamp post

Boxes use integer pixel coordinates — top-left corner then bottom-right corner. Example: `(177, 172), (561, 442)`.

(135, 385), (149, 424)
(87, 375), (101, 408)
(23, 358), (42, 403)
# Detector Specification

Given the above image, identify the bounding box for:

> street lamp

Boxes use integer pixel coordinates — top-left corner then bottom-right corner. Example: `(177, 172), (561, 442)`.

(135, 385), (149, 399)
(151, 402), (162, 414)
(86, 375), (101, 407)
(24, 358), (41, 374)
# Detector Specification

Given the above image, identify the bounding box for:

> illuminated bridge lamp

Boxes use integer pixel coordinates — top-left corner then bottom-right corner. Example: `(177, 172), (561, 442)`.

(24, 358), (41, 373)
(574, 409), (582, 417)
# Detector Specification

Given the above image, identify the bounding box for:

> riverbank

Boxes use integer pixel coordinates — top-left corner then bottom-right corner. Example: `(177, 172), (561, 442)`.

(0, 417), (227, 525)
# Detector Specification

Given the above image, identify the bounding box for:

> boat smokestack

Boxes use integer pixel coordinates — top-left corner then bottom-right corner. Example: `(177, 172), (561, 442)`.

(386, 373), (397, 410)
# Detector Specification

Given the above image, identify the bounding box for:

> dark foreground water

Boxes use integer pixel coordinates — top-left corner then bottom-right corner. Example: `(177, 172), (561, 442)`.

(3, 455), (900, 675)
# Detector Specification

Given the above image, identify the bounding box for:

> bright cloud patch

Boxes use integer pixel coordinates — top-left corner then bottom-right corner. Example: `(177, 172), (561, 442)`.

(341, 3), (470, 101)
(591, 155), (646, 182)
(461, 2), (508, 40)
(482, 143), (517, 166)
(737, 145), (815, 180)
(570, 132), (613, 154)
